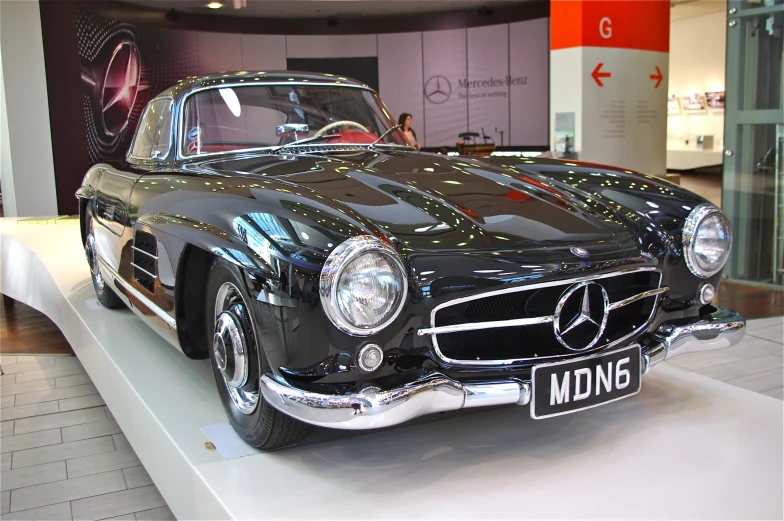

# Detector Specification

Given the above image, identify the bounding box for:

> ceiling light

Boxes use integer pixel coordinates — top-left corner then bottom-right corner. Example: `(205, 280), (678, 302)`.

(207, 2), (223, 8)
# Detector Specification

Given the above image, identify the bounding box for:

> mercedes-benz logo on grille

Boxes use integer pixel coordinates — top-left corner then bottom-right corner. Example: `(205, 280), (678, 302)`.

(553, 281), (609, 351)
(100, 40), (141, 137)
(570, 246), (590, 258)
(424, 76), (451, 104)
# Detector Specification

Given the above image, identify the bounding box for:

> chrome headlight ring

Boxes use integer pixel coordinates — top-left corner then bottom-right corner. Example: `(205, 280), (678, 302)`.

(682, 204), (732, 278)
(319, 235), (408, 337)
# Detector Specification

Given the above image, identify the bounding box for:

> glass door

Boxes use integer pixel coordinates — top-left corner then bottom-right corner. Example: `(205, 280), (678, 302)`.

(722, 1), (783, 286)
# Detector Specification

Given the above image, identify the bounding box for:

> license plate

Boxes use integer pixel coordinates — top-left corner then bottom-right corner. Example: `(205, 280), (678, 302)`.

(531, 345), (641, 419)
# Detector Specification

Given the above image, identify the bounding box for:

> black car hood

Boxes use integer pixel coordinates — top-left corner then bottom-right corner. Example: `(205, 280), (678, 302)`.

(198, 151), (640, 262)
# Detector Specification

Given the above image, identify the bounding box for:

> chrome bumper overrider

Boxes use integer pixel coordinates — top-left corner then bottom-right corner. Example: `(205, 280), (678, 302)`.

(260, 307), (746, 430)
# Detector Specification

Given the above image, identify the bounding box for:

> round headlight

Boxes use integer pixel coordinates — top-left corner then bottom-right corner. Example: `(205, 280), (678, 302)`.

(320, 236), (407, 336)
(683, 204), (732, 278)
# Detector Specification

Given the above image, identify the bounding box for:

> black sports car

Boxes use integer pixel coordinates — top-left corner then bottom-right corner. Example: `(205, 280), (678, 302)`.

(77, 71), (745, 450)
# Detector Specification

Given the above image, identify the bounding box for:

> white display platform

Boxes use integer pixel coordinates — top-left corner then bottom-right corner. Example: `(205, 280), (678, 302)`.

(1, 217), (782, 520)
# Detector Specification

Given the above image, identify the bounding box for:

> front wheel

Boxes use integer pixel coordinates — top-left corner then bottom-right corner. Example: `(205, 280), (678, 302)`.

(84, 210), (124, 309)
(205, 258), (313, 450)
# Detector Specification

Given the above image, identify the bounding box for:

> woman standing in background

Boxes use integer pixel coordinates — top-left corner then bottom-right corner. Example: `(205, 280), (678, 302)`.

(398, 113), (422, 150)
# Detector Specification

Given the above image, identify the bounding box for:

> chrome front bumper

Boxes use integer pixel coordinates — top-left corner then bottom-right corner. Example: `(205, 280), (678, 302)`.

(260, 307), (746, 430)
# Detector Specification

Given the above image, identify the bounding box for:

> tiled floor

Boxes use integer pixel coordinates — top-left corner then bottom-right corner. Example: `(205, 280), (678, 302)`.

(0, 317), (780, 521)
(0, 356), (174, 521)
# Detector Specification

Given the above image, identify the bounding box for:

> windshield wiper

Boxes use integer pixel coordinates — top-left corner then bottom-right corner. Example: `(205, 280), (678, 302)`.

(272, 133), (342, 154)
(369, 124), (405, 149)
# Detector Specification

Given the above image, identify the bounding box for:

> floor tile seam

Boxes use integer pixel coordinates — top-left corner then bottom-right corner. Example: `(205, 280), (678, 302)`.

(724, 380), (784, 393)
(2, 500), (74, 520)
(12, 433), (117, 455)
(0, 459), (68, 479)
(13, 382), (99, 401)
(672, 357), (783, 376)
(10, 443), (119, 472)
(13, 370), (88, 385)
(8, 470), (132, 512)
(63, 484), (162, 517)
(1, 400), (62, 421)
(12, 405), (110, 425)
(744, 330), (784, 340)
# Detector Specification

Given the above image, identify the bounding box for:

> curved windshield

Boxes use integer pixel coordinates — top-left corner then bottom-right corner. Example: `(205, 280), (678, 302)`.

(180, 85), (408, 156)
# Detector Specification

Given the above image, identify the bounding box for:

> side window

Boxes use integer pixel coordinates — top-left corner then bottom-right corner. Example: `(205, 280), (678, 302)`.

(131, 99), (172, 159)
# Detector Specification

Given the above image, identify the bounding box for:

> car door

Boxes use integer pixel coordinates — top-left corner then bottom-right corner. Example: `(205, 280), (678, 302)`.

(94, 98), (173, 236)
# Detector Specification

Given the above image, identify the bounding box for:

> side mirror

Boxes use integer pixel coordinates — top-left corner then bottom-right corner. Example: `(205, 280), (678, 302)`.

(276, 123), (309, 137)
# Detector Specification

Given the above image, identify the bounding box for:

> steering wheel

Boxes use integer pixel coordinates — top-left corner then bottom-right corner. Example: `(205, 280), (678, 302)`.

(314, 120), (369, 137)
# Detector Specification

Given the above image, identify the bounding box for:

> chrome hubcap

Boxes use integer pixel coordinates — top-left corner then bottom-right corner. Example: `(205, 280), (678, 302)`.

(212, 312), (248, 389)
(213, 282), (259, 415)
(85, 234), (105, 290)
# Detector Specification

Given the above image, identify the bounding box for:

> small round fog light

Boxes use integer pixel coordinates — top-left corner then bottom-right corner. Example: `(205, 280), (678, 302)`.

(357, 343), (384, 372)
(699, 283), (715, 305)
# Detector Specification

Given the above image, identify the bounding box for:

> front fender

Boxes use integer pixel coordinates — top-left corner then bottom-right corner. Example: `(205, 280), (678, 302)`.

(136, 213), (278, 279)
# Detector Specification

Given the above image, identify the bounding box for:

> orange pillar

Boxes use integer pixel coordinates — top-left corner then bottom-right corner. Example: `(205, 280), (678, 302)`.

(550, 0), (670, 175)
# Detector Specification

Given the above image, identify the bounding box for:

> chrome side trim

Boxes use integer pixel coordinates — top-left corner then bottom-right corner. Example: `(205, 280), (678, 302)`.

(130, 262), (158, 280)
(607, 287), (669, 311)
(131, 245), (159, 260)
(98, 257), (176, 329)
(260, 307), (744, 430)
(422, 267), (662, 366)
(417, 315), (554, 336)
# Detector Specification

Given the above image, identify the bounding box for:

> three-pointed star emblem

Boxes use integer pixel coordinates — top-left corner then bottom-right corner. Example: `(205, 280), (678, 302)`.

(561, 285), (600, 335)
(553, 281), (610, 351)
(424, 76), (451, 104)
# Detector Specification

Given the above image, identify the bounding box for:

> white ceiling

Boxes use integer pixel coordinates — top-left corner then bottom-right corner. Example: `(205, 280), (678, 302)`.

(116, 0), (526, 19)
(670, 0), (727, 21)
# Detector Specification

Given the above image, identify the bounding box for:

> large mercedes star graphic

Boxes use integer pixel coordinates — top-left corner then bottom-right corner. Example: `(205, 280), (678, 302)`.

(101, 41), (141, 137)
(553, 281), (610, 351)
(424, 75), (451, 104)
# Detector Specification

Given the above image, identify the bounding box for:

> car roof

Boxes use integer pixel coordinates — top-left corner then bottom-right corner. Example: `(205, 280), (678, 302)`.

(158, 71), (373, 102)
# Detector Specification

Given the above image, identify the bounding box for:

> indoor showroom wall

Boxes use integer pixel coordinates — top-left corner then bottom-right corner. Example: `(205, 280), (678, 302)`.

(0, 0), (58, 217)
(668, 8), (726, 150)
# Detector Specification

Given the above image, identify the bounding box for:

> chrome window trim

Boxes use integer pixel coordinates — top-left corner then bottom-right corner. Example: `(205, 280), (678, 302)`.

(319, 235), (408, 337)
(175, 81), (380, 161)
(682, 203), (732, 278)
(127, 97), (174, 162)
(419, 266), (664, 367)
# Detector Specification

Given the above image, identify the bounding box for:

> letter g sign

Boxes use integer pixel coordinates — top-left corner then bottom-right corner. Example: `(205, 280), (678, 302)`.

(599, 17), (612, 39)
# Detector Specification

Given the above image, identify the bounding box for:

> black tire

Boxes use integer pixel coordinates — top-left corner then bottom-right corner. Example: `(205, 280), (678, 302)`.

(84, 209), (124, 309)
(205, 257), (313, 450)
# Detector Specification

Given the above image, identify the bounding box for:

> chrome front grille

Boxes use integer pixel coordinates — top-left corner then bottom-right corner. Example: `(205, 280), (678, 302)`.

(417, 268), (665, 366)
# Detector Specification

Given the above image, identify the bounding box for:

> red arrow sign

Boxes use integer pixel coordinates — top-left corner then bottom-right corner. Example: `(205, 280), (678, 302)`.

(591, 63), (611, 87)
(649, 66), (663, 88)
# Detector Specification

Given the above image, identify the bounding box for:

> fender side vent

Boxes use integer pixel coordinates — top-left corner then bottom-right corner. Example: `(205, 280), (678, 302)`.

(132, 231), (158, 293)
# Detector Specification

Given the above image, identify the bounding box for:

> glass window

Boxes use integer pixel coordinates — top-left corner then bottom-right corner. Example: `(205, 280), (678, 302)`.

(738, 11), (783, 110)
(741, 0), (782, 10)
(181, 85), (406, 156)
(131, 98), (173, 159)
(723, 123), (782, 284)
